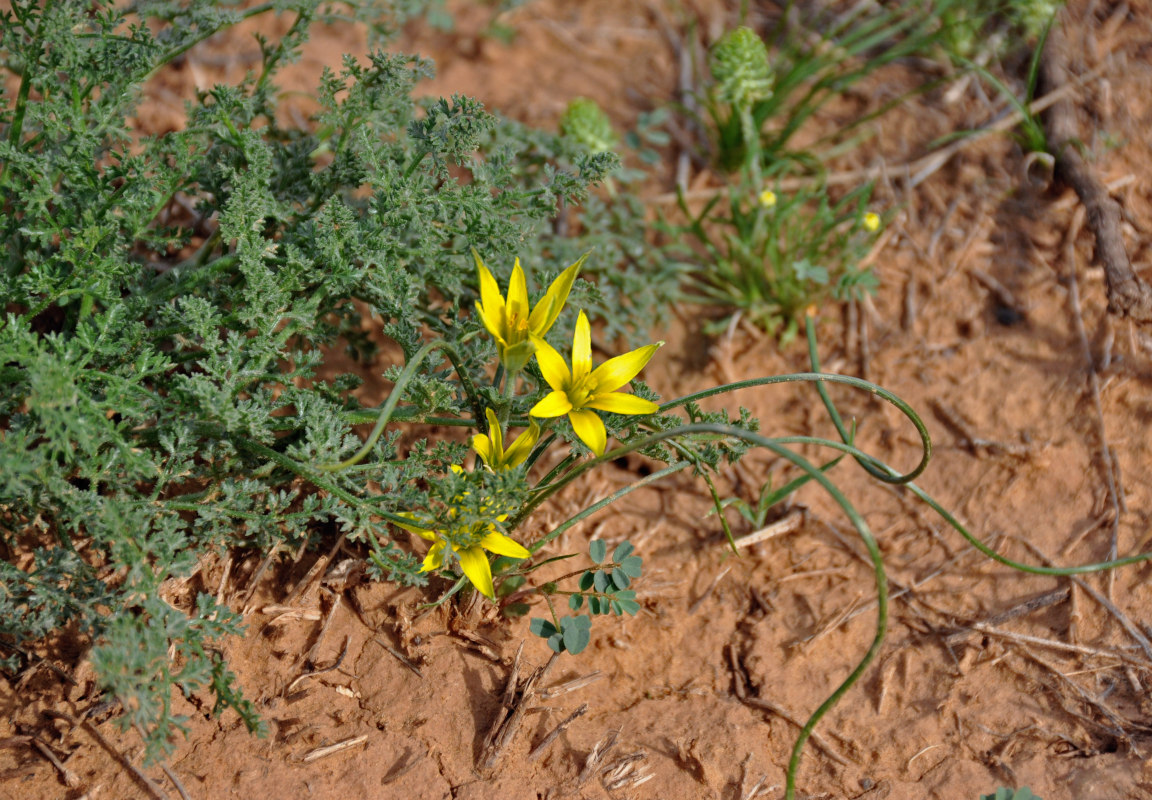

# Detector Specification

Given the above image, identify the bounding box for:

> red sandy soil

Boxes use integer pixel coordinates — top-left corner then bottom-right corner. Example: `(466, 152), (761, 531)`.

(5, 1), (1152, 799)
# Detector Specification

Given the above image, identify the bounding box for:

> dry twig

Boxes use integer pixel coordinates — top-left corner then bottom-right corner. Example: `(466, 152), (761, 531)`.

(727, 645), (853, 767)
(300, 735), (368, 763)
(528, 704), (588, 761)
(1040, 18), (1152, 322)
(30, 738), (80, 789)
(944, 587), (1070, 647)
(286, 635), (351, 694)
(372, 637), (423, 678)
(480, 648), (559, 770)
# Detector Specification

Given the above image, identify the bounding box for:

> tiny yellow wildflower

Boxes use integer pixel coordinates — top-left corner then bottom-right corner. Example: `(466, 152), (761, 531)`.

(395, 499), (529, 600)
(758, 189), (777, 208)
(529, 310), (662, 456)
(473, 407), (540, 471)
(474, 250), (587, 373)
(863, 212), (881, 232)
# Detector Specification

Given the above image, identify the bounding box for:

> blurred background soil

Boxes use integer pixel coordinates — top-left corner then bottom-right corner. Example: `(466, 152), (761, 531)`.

(6, 1), (1152, 798)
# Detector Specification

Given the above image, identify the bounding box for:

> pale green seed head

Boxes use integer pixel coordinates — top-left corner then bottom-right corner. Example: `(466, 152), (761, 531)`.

(710, 26), (773, 109)
(559, 97), (618, 154)
(1012, 0), (1062, 39)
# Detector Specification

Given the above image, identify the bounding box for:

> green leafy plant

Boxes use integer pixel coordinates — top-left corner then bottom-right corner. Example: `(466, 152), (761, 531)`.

(701, 5), (966, 175)
(5, 5), (1150, 800)
(981, 788), (1042, 800)
(0, 0), (618, 761)
(524, 539), (642, 655)
(675, 173), (882, 339)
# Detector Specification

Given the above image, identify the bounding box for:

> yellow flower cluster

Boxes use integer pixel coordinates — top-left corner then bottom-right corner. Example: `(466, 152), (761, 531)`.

(400, 252), (664, 601)
(394, 465), (530, 600)
(474, 250), (662, 457)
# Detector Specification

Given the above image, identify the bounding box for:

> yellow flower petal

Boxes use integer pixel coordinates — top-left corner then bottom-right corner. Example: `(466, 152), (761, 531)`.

(480, 530), (531, 560)
(530, 390), (573, 418)
(474, 252), (505, 336)
(471, 433), (493, 466)
(528, 253), (587, 335)
(532, 334), (571, 393)
(474, 301), (505, 349)
(589, 341), (662, 394)
(457, 545), (495, 599)
(571, 310), (593, 380)
(394, 512), (437, 541)
(586, 392), (659, 415)
(483, 407), (504, 457)
(569, 408), (607, 455)
(507, 259), (530, 325)
(500, 418), (540, 468)
(420, 540), (446, 572)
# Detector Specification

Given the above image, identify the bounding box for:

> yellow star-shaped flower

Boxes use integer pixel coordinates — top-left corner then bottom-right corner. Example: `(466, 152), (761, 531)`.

(472, 407), (540, 471)
(474, 250), (587, 373)
(529, 311), (662, 456)
(395, 504), (530, 600)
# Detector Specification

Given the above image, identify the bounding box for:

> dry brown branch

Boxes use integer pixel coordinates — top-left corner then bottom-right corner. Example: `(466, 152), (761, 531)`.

(538, 671), (604, 700)
(372, 637), (423, 678)
(600, 751), (653, 790)
(380, 748), (424, 785)
(726, 645), (854, 767)
(30, 738), (80, 789)
(298, 590), (342, 672)
(732, 509), (805, 550)
(528, 703), (588, 761)
(480, 648), (559, 771)
(286, 635), (351, 694)
(299, 735), (369, 763)
(1017, 539), (1152, 664)
(944, 587), (1070, 647)
(1016, 649), (1142, 753)
(240, 543), (280, 614)
(1040, 19), (1152, 323)
(574, 729), (620, 788)
(46, 712), (170, 800)
(964, 623), (1143, 666)
(282, 532), (346, 606)
(1061, 206), (1124, 597)
(688, 565), (732, 614)
(158, 762), (192, 800)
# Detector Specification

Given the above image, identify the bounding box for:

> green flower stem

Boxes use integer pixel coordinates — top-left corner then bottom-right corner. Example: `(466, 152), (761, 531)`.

(231, 433), (426, 533)
(545, 421), (886, 799)
(739, 104), (762, 187)
(334, 409), (477, 428)
(254, 9), (309, 94)
(146, 2), (278, 80)
(655, 371), (932, 484)
(665, 436), (741, 553)
(497, 364), (521, 427)
(442, 345), (487, 432)
(804, 313), (889, 482)
(416, 576), (468, 612)
(0, 0), (46, 189)
(163, 500), (314, 524)
(316, 340), (469, 473)
(0, 60), (32, 188)
(762, 434), (1152, 576)
(525, 460), (692, 553)
(527, 438), (576, 485)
